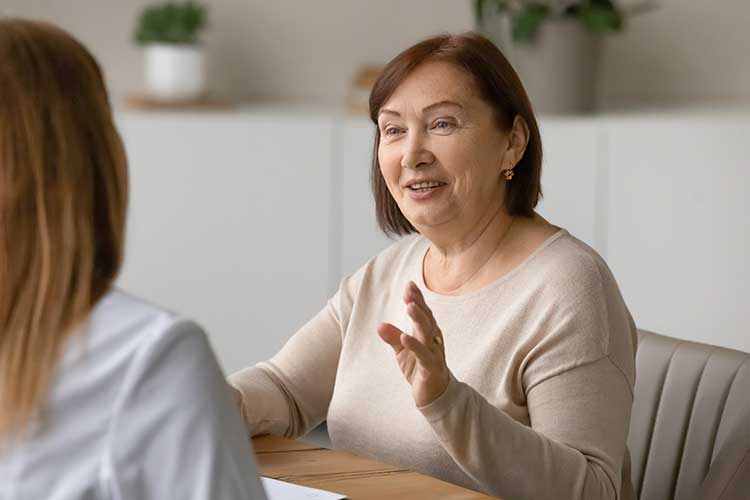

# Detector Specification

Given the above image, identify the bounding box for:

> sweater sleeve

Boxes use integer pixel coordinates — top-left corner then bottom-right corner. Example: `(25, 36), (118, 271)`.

(419, 357), (632, 500)
(228, 271), (361, 438)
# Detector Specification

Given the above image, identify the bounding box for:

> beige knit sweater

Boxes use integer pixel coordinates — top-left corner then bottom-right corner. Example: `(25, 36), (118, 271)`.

(230, 229), (637, 500)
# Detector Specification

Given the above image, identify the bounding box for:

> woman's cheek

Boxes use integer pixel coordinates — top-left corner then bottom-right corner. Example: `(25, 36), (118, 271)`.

(383, 157), (402, 186)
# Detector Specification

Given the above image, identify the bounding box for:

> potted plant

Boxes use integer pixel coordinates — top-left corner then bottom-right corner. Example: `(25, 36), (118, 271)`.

(474, 0), (654, 114)
(134, 1), (208, 101)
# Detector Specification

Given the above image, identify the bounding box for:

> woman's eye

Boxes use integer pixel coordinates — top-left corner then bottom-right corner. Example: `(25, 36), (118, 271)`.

(432, 120), (455, 131)
(384, 126), (402, 136)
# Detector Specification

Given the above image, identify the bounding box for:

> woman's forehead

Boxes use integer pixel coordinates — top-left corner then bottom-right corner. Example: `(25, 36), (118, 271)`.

(383, 61), (480, 112)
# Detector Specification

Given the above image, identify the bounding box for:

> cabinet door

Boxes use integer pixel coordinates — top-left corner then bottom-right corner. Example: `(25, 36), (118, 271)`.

(605, 116), (750, 351)
(536, 118), (603, 253)
(116, 112), (334, 372)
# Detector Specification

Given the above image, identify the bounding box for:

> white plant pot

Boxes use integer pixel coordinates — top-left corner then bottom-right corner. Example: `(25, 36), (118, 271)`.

(481, 16), (601, 115)
(144, 44), (206, 101)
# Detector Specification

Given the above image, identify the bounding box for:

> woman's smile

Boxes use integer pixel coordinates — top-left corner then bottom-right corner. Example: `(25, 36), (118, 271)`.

(404, 180), (449, 201)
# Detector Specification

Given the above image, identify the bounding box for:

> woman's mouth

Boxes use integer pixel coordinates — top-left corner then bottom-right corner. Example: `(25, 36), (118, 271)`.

(405, 181), (447, 200)
(408, 181), (446, 191)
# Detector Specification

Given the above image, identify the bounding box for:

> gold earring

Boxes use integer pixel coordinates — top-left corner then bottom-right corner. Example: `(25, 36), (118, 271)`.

(504, 168), (515, 181)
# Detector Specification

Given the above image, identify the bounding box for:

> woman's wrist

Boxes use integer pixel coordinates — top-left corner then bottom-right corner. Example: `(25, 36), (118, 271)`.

(417, 371), (460, 417)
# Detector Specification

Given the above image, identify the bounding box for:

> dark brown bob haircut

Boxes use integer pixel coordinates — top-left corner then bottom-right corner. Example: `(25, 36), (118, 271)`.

(369, 32), (543, 237)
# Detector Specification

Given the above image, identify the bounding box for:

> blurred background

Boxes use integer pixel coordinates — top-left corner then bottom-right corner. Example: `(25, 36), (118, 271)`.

(5, 0), (750, 108)
(3, 0), (748, 373)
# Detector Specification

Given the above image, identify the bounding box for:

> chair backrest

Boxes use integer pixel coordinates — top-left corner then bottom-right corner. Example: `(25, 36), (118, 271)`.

(628, 330), (750, 500)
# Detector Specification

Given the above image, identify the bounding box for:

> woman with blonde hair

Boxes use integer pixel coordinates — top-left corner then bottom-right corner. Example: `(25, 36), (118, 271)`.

(0, 19), (266, 500)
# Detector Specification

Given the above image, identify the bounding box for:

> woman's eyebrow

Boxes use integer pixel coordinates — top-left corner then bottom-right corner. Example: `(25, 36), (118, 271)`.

(378, 108), (400, 118)
(379, 100), (463, 120)
(422, 100), (463, 113)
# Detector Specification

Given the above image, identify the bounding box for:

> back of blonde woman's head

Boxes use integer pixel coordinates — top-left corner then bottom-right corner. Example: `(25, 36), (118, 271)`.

(0, 19), (128, 440)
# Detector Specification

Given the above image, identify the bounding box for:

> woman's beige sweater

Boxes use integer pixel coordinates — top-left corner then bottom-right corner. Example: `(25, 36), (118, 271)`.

(230, 230), (637, 500)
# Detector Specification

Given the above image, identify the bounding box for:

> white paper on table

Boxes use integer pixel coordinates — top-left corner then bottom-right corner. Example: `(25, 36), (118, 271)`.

(260, 477), (347, 500)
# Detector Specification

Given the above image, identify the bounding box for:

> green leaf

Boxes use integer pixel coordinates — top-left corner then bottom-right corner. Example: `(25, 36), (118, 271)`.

(473, 0), (509, 26)
(579, 4), (624, 34)
(473, 0), (486, 24)
(133, 1), (208, 45)
(512, 4), (549, 43)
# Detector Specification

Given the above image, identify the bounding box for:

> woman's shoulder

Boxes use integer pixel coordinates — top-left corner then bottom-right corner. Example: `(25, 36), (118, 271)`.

(330, 234), (426, 314)
(524, 230), (617, 294)
(84, 291), (214, 408)
(518, 230), (636, 386)
(81, 289), (207, 367)
(513, 229), (632, 335)
(89, 290), (180, 338)
(373, 233), (427, 267)
(342, 234), (425, 287)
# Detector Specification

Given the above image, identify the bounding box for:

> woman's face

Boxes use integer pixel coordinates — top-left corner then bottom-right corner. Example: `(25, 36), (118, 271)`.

(377, 61), (519, 234)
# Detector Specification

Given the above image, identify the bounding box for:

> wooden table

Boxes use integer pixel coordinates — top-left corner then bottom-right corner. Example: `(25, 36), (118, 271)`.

(253, 435), (495, 499)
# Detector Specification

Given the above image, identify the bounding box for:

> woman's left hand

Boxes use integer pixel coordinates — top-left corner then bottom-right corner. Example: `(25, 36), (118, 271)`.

(378, 281), (451, 407)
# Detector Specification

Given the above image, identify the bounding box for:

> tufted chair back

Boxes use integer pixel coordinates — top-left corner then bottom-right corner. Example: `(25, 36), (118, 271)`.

(628, 330), (750, 500)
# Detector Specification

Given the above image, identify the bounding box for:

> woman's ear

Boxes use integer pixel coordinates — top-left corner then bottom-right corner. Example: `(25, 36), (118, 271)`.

(507, 115), (530, 167)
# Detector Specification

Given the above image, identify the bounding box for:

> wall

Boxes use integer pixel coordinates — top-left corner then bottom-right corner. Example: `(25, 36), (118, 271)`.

(113, 108), (750, 374)
(3, 0), (749, 109)
(599, 0), (750, 109)
(0, 0), (473, 104)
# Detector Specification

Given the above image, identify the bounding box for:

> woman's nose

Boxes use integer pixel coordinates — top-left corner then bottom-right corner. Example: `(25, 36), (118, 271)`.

(400, 133), (435, 170)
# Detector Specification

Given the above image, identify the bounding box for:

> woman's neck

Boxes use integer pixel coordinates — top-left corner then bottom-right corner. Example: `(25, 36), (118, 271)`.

(422, 206), (515, 295)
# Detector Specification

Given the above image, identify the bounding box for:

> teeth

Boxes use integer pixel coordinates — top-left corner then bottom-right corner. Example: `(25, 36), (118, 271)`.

(411, 181), (442, 189)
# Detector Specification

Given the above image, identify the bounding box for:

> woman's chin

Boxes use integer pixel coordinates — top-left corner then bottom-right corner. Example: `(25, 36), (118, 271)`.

(404, 213), (452, 232)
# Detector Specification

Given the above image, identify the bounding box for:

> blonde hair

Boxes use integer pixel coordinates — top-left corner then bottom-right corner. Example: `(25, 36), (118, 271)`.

(0, 19), (128, 439)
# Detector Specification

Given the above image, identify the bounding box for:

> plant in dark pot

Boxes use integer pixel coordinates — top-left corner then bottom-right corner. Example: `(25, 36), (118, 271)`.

(474, 0), (655, 114)
(134, 1), (208, 101)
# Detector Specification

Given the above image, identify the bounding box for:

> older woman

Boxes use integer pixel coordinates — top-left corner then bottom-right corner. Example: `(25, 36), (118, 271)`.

(230, 32), (636, 500)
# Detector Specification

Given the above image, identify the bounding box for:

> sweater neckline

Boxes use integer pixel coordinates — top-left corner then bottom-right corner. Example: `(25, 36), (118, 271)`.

(415, 228), (569, 304)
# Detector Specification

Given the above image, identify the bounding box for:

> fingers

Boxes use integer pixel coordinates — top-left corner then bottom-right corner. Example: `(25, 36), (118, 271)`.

(406, 301), (431, 326)
(377, 322), (405, 354)
(403, 280), (422, 305)
(410, 281), (429, 308)
(400, 332), (433, 367)
(404, 281), (440, 345)
(381, 281), (444, 363)
(404, 281), (434, 322)
(380, 320), (437, 367)
(406, 302), (433, 345)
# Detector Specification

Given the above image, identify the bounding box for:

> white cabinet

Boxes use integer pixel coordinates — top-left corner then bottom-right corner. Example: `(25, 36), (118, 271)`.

(115, 108), (750, 374)
(604, 115), (750, 351)
(116, 111), (335, 372)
